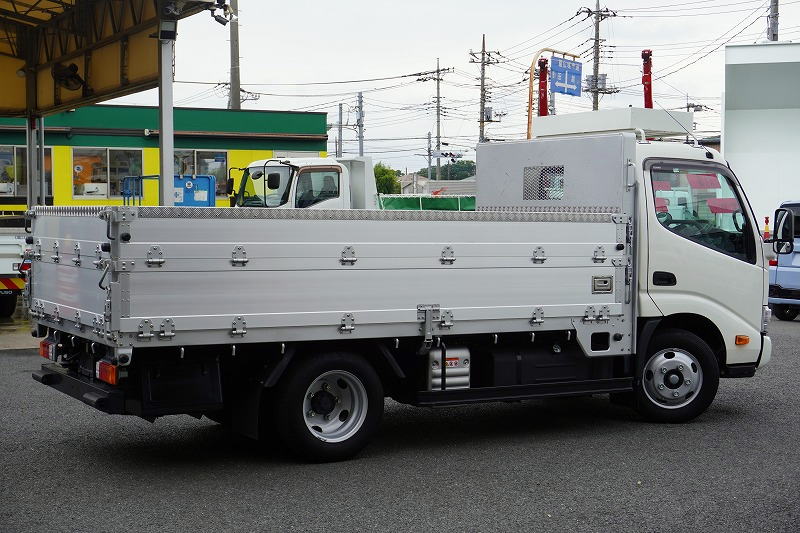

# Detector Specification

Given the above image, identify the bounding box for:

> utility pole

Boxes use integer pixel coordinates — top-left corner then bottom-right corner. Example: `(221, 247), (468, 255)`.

(436, 58), (441, 180)
(768, 0), (779, 41)
(227, 0), (240, 109)
(579, 2), (617, 111)
(336, 103), (343, 157)
(427, 132), (432, 185)
(478, 36), (486, 143)
(470, 35), (500, 143)
(356, 92), (364, 157)
(591, 0), (601, 111)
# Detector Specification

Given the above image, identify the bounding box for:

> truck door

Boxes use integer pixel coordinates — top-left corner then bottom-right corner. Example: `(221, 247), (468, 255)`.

(645, 160), (764, 362)
(294, 167), (345, 209)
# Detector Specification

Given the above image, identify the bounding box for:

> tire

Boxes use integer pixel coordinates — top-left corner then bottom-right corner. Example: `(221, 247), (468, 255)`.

(268, 351), (384, 462)
(0, 293), (17, 318)
(635, 328), (719, 423)
(772, 304), (799, 321)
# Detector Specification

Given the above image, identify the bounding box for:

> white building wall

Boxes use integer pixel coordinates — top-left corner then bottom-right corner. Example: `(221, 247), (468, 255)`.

(723, 42), (800, 224)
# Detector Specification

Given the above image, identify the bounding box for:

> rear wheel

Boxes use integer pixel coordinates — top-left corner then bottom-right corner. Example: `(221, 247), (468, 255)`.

(635, 329), (719, 423)
(269, 352), (383, 462)
(772, 304), (799, 321)
(0, 293), (17, 318)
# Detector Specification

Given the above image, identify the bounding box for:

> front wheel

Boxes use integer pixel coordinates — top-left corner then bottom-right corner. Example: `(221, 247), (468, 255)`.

(772, 304), (799, 321)
(635, 328), (719, 423)
(269, 352), (384, 462)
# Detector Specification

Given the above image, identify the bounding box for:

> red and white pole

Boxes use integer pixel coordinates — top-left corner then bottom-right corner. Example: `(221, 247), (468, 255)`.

(537, 57), (549, 117)
(642, 49), (653, 109)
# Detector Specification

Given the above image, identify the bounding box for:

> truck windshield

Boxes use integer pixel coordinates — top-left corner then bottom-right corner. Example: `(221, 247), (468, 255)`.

(236, 165), (292, 207)
(651, 163), (754, 263)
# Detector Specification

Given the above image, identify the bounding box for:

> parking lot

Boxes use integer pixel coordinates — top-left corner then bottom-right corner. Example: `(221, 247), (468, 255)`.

(1, 312), (798, 532)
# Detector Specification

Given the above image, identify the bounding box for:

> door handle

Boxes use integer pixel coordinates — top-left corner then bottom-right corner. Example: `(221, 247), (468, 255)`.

(653, 271), (677, 286)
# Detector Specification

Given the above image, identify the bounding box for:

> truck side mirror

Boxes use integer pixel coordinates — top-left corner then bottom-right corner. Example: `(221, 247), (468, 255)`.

(773, 208), (795, 255)
(267, 172), (281, 190)
(226, 177), (234, 195)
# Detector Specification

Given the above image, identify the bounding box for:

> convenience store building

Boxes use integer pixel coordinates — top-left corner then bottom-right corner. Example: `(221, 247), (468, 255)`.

(0, 105), (328, 213)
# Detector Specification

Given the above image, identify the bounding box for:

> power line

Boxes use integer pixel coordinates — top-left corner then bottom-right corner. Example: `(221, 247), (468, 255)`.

(175, 68), (445, 87)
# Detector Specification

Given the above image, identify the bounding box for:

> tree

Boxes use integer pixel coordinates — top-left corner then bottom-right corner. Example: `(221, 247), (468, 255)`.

(417, 159), (475, 180)
(374, 162), (401, 194)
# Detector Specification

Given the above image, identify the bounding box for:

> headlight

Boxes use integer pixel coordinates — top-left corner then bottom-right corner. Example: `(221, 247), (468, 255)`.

(762, 305), (772, 334)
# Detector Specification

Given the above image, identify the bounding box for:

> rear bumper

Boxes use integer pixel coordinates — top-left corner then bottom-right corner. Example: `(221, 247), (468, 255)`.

(32, 363), (125, 415)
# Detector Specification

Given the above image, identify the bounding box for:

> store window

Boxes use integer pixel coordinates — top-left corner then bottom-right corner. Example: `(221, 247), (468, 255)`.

(0, 145), (53, 197)
(172, 149), (228, 197)
(72, 148), (142, 198)
(174, 150), (195, 176)
(198, 151), (228, 197)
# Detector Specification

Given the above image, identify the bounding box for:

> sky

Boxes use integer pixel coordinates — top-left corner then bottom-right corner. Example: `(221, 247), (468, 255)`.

(114, 0), (800, 173)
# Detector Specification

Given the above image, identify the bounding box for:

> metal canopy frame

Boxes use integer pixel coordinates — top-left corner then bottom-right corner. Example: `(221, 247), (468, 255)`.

(0, 0), (218, 208)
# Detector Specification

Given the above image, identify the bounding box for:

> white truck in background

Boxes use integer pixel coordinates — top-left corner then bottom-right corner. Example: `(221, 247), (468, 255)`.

(226, 156), (378, 210)
(27, 121), (785, 462)
(0, 231), (26, 317)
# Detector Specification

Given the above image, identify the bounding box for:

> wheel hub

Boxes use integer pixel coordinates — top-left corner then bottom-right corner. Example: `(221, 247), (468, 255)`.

(310, 390), (337, 415)
(302, 370), (369, 443)
(642, 349), (703, 409)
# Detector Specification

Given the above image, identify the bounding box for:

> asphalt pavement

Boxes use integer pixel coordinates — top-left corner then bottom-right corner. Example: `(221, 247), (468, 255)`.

(1, 318), (798, 532)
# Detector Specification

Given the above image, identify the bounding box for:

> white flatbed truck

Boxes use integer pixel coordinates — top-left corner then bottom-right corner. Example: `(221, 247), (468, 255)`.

(27, 130), (786, 461)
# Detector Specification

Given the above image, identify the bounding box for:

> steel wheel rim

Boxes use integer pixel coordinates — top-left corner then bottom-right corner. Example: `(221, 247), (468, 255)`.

(302, 370), (368, 443)
(642, 348), (703, 409)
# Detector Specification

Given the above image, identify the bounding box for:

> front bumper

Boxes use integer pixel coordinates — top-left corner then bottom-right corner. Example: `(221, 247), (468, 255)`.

(759, 334), (772, 368)
(32, 363), (125, 414)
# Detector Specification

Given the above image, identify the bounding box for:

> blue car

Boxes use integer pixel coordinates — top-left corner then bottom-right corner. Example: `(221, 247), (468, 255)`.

(769, 202), (800, 320)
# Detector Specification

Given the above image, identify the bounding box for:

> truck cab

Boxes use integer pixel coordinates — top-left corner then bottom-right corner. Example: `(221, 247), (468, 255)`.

(228, 156), (378, 210)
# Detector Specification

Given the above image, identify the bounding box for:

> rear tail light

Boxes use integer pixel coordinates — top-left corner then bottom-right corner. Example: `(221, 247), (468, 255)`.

(96, 360), (118, 386)
(769, 259), (778, 267)
(39, 340), (56, 361)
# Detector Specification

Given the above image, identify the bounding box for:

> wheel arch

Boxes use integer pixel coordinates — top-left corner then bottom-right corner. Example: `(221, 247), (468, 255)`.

(639, 313), (726, 369)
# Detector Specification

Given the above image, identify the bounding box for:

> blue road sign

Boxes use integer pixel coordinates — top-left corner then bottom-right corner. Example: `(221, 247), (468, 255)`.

(550, 57), (582, 96)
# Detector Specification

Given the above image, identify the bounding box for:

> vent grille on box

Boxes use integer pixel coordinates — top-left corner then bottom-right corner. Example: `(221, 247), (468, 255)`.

(523, 165), (565, 201)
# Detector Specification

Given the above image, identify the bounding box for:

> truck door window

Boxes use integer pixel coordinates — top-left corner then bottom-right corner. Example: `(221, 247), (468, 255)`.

(650, 164), (755, 263)
(236, 165), (292, 207)
(295, 170), (340, 208)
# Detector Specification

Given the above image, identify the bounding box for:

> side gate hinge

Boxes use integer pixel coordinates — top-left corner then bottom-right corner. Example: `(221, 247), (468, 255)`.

(530, 306), (544, 325)
(146, 245), (165, 267)
(339, 313), (355, 333)
(440, 246), (455, 265)
(50, 241), (60, 263)
(159, 318), (175, 339)
(137, 319), (154, 339)
(583, 305), (611, 322)
(531, 246), (547, 264)
(231, 245), (249, 266)
(592, 245), (607, 263)
(340, 246), (357, 265)
(231, 316), (247, 337)
(72, 243), (81, 266)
